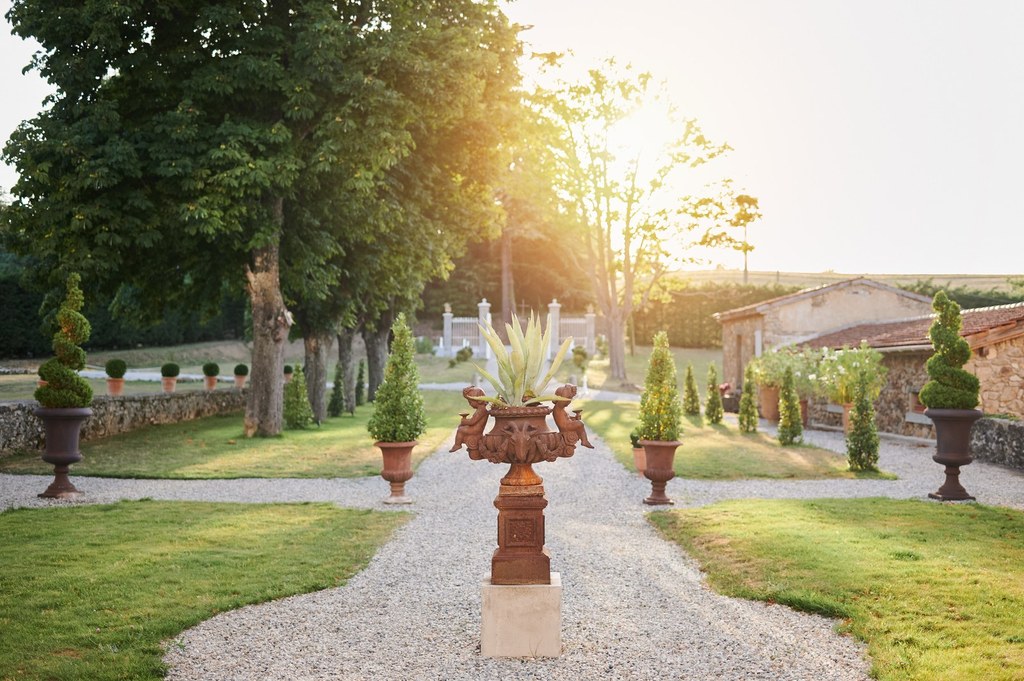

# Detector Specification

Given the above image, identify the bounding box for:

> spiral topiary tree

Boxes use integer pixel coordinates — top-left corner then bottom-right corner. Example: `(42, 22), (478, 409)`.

(919, 291), (979, 410)
(682, 363), (701, 416)
(846, 370), (879, 471)
(777, 366), (803, 446)
(738, 362), (759, 433)
(705, 362), (724, 425)
(36, 273), (93, 409)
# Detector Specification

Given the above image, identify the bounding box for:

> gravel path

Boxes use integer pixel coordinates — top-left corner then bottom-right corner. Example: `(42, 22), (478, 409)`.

(4, 415), (1023, 679)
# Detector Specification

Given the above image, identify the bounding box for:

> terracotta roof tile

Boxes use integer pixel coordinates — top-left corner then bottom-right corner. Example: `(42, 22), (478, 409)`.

(802, 302), (1024, 350)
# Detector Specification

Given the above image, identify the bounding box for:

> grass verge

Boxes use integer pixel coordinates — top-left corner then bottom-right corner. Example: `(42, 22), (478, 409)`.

(557, 346), (722, 394)
(649, 498), (1024, 680)
(0, 500), (407, 681)
(0, 390), (467, 479)
(579, 399), (893, 479)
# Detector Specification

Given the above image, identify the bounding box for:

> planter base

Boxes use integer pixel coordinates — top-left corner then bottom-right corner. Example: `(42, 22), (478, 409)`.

(641, 440), (680, 505)
(38, 464), (83, 499)
(481, 572), (561, 658)
(928, 466), (976, 501)
(382, 482), (413, 505)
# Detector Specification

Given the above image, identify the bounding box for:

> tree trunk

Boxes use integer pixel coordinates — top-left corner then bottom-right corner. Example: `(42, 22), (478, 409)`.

(337, 327), (357, 415)
(303, 330), (332, 424)
(244, 234), (290, 437)
(362, 312), (392, 401)
(500, 228), (515, 330)
(606, 310), (628, 383)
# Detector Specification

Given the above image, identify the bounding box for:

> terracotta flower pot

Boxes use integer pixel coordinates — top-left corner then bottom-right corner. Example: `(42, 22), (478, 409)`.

(106, 377), (125, 396)
(841, 403), (853, 433)
(376, 440), (416, 504)
(34, 407), (92, 498)
(758, 385), (780, 422)
(161, 377), (177, 393)
(234, 375), (247, 389)
(632, 446), (647, 476)
(204, 375), (218, 391)
(641, 439), (681, 505)
(925, 408), (983, 501)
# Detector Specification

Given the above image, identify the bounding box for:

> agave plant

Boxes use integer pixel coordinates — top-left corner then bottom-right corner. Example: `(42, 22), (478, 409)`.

(475, 314), (573, 407)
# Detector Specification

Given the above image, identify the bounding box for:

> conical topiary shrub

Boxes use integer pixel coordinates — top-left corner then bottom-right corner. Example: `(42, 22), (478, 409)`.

(327, 363), (345, 418)
(36, 273), (93, 408)
(777, 366), (803, 446)
(283, 366), (314, 429)
(846, 370), (879, 471)
(367, 313), (426, 504)
(919, 291), (979, 410)
(637, 331), (682, 505)
(738, 362), (759, 433)
(705, 362), (724, 425)
(682, 363), (701, 416)
(355, 360), (366, 406)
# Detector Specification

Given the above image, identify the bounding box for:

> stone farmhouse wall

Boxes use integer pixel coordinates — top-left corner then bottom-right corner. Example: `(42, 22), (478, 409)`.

(971, 417), (1024, 470)
(721, 315), (762, 388)
(764, 283), (932, 348)
(967, 334), (1024, 418)
(0, 389), (247, 456)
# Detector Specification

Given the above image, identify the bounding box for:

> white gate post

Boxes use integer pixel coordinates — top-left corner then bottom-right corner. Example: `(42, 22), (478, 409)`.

(585, 305), (596, 355)
(478, 298), (492, 359)
(547, 298), (562, 360)
(442, 303), (453, 358)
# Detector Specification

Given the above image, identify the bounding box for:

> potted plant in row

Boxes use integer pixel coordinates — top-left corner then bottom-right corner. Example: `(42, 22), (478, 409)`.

(284, 364), (294, 383)
(233, 363), (249, 389)
(637, 331), (682, 505)
(818, 342), (887, 432)
(202, 362), (219, 390)
(367, 313), (426, 504)
(104, 358), (127, 396)
(34, 273), (93, 498)
(919, 291), (982, 501)
(161, 363), (180, 393)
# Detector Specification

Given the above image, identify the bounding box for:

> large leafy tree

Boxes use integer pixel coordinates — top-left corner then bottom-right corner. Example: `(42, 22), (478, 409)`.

(3, 0), (518, 434)
(532, 59), (740, 383)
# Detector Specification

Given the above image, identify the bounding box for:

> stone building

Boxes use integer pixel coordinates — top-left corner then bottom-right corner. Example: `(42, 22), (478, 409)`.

(801, 302), (1024, 438)
(714, 278), (933, 388)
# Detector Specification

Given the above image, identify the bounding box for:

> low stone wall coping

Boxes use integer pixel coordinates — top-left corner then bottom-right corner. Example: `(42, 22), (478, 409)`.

(0, 389), (247, 456)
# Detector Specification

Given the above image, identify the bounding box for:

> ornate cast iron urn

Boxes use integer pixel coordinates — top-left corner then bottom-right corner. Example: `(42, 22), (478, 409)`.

(451, 385), (592, 585)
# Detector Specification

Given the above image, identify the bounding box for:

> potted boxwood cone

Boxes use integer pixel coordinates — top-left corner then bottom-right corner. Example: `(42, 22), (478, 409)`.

(630, 427), (646, 476)
(638, 331), (683, 505)
(233, 363), (249, 389)
(34, 273), (94, 499)
(105, 358), (127, 396)
(367, 313), (426, 504)
(202, 362), (219, 390)
(919, 291), (982, 501)
(160, 362), (180, 392)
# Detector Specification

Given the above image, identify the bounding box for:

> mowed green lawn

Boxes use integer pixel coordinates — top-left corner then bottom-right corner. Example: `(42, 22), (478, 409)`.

(579, 399), (893, 479)
(651, 498), (1024, 680)
(557, 345), (723, 394)
(0, 390), (468, 479)
(0, 500), (407, 681)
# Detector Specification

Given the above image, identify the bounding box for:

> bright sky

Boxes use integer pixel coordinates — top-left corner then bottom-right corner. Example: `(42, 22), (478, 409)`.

(2, 1), (1022, 276)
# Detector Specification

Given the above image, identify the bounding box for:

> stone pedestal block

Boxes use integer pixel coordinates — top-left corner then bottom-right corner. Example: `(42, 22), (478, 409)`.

(480, 572), (562, 658)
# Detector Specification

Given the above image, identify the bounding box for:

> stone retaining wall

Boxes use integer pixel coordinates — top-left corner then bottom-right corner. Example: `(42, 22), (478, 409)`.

(970, 417), (1024, 470)
(0, 389), (247, 456)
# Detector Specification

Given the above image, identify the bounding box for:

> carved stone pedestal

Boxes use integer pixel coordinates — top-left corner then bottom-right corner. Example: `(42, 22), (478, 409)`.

(492, 463), (549, 585)
(481, 572), (562, 657)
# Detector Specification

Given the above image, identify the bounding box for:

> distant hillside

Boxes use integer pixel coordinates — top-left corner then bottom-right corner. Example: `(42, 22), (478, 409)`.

(672, 269), (1020, 293)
